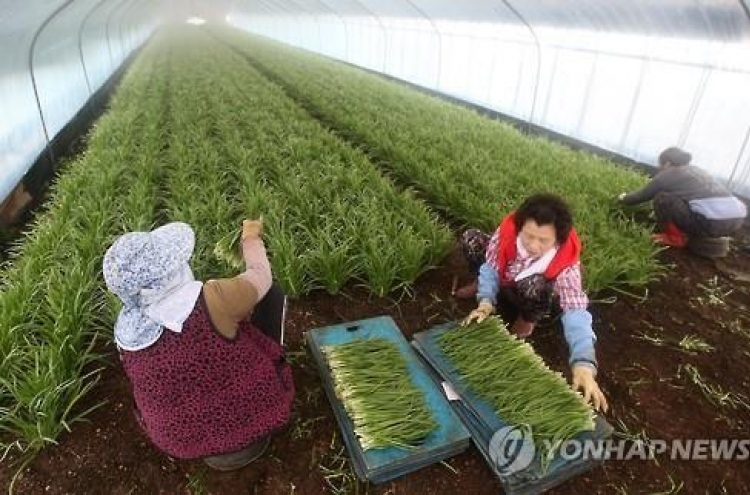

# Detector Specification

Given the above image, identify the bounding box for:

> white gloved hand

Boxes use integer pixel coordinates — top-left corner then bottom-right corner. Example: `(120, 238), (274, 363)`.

(462, 299), (495, 326)
(572, 365), (609, 412)
(241, 217), (264, 241)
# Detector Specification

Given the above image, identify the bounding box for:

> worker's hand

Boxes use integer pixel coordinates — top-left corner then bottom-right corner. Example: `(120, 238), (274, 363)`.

(462, 300), (494, 326)
(617, 192), (626, 202)
(241, 217), (263, 241)
(572, 365), (609, 413)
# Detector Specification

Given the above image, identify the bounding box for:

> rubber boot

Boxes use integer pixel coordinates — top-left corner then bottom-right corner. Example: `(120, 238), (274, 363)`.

(652, 222), (687, 247)
(204, 436), (271, 471)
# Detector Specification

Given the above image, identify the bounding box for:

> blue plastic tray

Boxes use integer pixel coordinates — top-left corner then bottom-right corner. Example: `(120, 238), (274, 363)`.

(412, 322), (614, 495)
(305, 316), (471, 484)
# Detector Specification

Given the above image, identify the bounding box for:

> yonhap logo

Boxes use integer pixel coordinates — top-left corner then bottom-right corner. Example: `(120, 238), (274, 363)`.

(489, 424), (536, 474)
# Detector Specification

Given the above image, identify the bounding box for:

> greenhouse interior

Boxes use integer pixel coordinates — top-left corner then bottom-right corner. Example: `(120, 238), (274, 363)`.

(1, 0), (750, 493)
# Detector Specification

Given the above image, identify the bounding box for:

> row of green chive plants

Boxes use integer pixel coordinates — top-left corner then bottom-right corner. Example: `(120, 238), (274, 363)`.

(441, 318), (596, 473)
(0, 37), (171, 467)
(163, 28), (451, 296)
(212, 27), (663, 294)
(159, 30), (243, 282)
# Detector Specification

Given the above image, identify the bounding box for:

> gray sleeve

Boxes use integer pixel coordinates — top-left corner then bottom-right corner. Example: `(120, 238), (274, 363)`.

(622, 173), (668, 205)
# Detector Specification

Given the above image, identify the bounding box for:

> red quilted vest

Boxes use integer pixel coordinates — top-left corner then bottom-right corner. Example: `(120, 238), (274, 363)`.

(494, 212), (581, 285)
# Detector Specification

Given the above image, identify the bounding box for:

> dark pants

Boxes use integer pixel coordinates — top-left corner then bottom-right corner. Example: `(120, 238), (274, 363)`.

(461, 229), (557, 323)
(654, 193), (745, 238)
(250, 283), (286, 345)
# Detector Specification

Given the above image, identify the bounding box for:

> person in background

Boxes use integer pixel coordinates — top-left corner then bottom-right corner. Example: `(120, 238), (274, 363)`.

(460, 193), (608, 412)
(103, 219), (294, 471)
(618, 146), (747, 248)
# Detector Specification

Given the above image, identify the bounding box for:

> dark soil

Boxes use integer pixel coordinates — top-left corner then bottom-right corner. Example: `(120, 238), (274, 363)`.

(3, 231), (750, 494)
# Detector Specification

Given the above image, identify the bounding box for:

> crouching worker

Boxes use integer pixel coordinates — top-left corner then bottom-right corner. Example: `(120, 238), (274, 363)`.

(461, 193), (608, 412)
(103, 219), (294, 470)
(618, 146), (747, 252)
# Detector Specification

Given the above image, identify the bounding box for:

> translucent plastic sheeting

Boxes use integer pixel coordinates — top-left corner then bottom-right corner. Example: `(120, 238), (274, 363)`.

(0, 0), (158, 204)
(0, 0), (64, 205)
(227, 0), (750, 196)
(34, 0), (107, 146)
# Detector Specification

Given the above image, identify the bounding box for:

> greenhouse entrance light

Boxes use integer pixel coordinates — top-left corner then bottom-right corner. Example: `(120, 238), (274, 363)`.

(186, 17), (206, 26)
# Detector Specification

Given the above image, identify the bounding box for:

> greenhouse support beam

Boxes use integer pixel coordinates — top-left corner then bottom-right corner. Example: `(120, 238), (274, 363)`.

(350, 0), (387, 73)
(118, 0), (134, 59)
(677, 66), (712, 148)
(29, 0), (75, 166)
(260, 0), (305, 48)
(251, 1), (278, 39)
(286, 0), (323, 53)
(106, 0), (130, 71)
(740, 0), (750, 25)
(619, 57), (649, 149)
(403, 0), (442, 90)
(499, 0), (541, 129)
(252, 1), (278, 39)
(115, 0), (138, 62)
(120, 0), (149, 58)
(728, 125), (750, 188)
(574, 52), (598, 136)
(316, 0), (349, 61)
(78, 0), (110, 96)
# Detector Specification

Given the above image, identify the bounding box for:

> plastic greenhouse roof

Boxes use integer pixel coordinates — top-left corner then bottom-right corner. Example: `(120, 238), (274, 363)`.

(240, 0), (750, 40)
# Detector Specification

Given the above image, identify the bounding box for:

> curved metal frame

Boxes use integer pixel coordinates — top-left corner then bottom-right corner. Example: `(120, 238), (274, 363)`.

(403, 0), (443, 89)
(78, 0), (110, 96)
(740, 0), (750, 25)
(618, 56), (649, 148)
(247, 0), (276, 38)
(728, 125), (750, 187)
(29, 0), (75, 164)
(118, 0), (133, 60)
(350, 0), (388, 73)
(286, 0), (323, 52)
(316, 0), (350, 61)
(106, 0), (130, 71)
(248, 1), (277, 39)
(119, 0), (149, 59)
(574, 51), (599, 135)
(499, 0), (542, 128)
(261, 0), (306, 47)
(677, 5), (720, 148)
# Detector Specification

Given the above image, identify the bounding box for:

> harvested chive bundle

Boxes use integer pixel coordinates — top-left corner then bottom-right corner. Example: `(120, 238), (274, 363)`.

(213, 229), (243, 270)
(440, 318), (596, 471)
(323, 339), (438, 450)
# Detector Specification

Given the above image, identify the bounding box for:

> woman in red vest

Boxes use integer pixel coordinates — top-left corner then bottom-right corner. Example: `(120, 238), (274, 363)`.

(103, 219), (294, 470)
(461, 193), (608, 412)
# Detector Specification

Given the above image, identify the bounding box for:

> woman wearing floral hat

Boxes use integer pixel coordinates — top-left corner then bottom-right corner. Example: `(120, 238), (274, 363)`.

(103, 218), (294, 471)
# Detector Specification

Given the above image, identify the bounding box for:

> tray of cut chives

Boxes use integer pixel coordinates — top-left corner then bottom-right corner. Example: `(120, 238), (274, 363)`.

(306, 316), (471, 484)
(411, 318), (614, 495)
